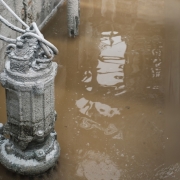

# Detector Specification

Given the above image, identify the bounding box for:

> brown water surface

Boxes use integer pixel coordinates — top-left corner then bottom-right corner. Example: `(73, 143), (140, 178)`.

(0, 0), (180, 179)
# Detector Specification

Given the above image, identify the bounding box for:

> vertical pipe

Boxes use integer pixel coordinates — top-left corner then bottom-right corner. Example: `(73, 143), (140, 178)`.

(67, 0), (80, 37)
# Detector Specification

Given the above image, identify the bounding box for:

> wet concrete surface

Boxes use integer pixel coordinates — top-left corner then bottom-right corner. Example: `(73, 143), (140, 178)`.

(0, 0), (180, 179)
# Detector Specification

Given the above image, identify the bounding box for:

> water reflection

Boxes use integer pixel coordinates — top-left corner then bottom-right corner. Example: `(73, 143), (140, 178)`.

(76, 97), (120, 117)
(76, 97), (122, 138)
(79, 117), (123, 138)
(76, 150), (122, 180)
(81, 26), (164, 96)
(82, 32), (127, 96)
(74, 5), (166, 178)
(154, 163), (180, 179)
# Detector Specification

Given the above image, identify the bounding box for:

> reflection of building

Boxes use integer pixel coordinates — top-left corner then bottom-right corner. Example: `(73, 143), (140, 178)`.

(82, 31), (127, 96)
(76, 97), (122, 138)
(125, 34), (163, 92)
(81, 21), (164, 95)
(76, 97), (120, 118)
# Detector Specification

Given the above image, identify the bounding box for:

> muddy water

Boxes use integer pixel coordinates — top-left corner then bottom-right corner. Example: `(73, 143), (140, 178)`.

(0, 0), (180, 180)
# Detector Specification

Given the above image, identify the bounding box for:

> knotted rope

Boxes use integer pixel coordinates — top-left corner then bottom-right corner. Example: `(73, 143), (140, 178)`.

(0, 0), (58, 59)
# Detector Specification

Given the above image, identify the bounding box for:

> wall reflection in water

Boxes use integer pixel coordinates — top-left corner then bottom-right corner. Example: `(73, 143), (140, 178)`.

(80, 29), (163, 96)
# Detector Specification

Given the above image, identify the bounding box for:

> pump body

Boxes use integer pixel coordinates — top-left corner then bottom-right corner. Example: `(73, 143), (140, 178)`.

(0, 36), (60, 175)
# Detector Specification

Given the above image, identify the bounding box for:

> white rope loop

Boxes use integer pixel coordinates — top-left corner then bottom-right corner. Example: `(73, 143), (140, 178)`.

(31, 22), (53, 58)
(0, 35), (16, 44)
(0, 0), (59, 58)
(0, 15), (25, 33)
(21, 32), (59, 55)
(0, 0), (29, 28)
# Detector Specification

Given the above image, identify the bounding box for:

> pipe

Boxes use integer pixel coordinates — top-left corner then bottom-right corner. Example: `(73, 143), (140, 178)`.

(0, 35), (16, 44)
(0, 0), (29, 29)
(31, 22), (52, 58)
(0, 15), (25, 33)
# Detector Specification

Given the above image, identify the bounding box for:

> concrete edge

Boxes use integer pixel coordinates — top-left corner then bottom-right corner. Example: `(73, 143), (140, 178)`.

(39, 0), (65, 30)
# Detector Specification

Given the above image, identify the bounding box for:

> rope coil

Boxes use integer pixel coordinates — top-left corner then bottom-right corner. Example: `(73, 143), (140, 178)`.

(0, 0), (58, 59)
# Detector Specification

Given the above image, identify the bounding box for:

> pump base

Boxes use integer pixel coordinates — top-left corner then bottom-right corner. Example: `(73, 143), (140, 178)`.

(0, 136), (60, 175)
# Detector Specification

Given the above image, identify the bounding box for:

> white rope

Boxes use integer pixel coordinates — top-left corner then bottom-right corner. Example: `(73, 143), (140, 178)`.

(21, 32), (59, 55)
(0, 15), (25, 33)
(0, 0), (29, 29)
(0, 35), (16, 44)
(0, 0), (58, 59)
(31, 22), (52, 58)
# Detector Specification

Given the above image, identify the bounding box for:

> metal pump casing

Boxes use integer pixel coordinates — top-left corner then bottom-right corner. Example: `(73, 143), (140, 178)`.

(0, 0), (60, 175)
(1, 38), (57, 150)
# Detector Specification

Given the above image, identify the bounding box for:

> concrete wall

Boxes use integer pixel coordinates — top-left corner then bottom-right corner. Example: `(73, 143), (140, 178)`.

(0, 0), (64, 71)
